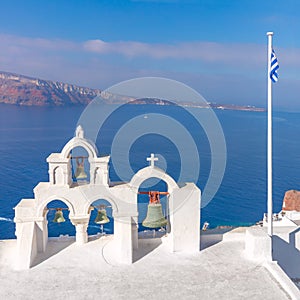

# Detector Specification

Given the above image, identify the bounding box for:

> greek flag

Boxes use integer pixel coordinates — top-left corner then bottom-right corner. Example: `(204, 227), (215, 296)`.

(270, 49), (279, 83)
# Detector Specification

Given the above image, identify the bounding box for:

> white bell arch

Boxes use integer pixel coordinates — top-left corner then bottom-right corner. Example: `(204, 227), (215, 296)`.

(130, 166), (178, 193)
(36, 196), (76, 218)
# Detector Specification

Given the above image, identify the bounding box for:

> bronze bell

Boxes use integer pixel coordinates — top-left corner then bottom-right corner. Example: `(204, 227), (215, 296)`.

(75, 157), (87, 179)
(53, 209), (66, 223)
(142, 203), (168, 228)
(94, 208), (110, 224)
(75, 166), (87, 179)
(140, 191), (169, 229)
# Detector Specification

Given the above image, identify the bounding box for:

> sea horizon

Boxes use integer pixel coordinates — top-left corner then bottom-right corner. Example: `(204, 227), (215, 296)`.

(1, 104), (299, 239)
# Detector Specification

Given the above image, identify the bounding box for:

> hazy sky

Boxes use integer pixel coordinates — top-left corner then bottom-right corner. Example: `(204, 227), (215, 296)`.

(0, 0), (299, 109)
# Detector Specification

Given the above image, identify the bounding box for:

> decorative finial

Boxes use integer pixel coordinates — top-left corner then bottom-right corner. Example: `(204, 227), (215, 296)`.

(147, 153), (158, 168)
(75, 125), (84, 138)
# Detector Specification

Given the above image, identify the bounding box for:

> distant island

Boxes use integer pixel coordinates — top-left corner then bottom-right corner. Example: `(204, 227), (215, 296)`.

(0, 71), (101, 106)
(0, 71), (265, 111)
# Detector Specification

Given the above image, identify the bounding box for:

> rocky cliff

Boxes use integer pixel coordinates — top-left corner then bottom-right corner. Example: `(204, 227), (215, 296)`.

(282, 190), (300, 212)
(0, 71), (266, 111)
(0, 71), (102, 106)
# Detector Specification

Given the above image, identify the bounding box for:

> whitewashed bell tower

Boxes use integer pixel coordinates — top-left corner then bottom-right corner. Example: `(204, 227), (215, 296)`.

(14, 126), (201, 269)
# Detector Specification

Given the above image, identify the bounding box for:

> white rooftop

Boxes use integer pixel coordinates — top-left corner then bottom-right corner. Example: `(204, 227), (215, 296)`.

(1, 227), (299, 300)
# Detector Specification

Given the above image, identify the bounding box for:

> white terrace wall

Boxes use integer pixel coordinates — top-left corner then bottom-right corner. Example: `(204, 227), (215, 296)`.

(129, 166), (201, 253)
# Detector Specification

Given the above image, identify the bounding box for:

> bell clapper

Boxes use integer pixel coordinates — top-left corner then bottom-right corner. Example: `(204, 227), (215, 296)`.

(100, 224), (104, 235)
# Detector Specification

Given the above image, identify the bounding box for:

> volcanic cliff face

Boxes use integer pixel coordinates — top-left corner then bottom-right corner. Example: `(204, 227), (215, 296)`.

(282, 190), (300, 212)
(0, 71), (266, 111)
(0, 71), (102, 106)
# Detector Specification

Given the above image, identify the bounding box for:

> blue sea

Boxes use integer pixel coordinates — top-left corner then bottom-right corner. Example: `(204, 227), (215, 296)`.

(1, 103), (300, 239)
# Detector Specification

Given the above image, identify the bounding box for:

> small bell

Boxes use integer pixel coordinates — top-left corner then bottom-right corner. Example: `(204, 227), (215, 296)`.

(53, 209), (66, 223)
(94, 207), (110, 224)
(75, 157), (87, 179)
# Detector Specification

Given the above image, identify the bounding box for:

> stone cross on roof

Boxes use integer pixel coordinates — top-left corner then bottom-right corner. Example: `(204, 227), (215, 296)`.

(147, 153), (158, 168)
(76, 125), (84, 138)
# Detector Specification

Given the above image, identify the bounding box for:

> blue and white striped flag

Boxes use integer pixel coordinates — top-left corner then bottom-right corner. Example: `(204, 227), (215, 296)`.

(270, 49), (279, 83)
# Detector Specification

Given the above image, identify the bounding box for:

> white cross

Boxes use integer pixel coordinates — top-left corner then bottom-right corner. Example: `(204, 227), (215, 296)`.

(147, 153), (158, 168)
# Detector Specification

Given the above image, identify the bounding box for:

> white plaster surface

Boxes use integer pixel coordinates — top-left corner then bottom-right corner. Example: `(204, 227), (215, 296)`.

(245, 227), (272, 261)
(0, 229), (298, 300)
(14, 127), (201, 267)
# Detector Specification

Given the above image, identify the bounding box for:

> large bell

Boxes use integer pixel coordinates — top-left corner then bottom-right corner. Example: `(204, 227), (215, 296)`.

(53, 209), (66, 223)
(75, 157), (87, 179)
(94, 208), (110, 224)
(142, 203), (168, 228)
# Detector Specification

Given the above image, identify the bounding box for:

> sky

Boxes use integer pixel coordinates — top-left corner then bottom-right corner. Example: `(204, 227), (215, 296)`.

(0, 0), (299, 109)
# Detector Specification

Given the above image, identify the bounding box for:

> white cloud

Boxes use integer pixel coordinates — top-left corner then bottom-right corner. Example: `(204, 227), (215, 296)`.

(2, 33), (299, 71)
(0, 34), (77, 52)
(0, 33), (299, 108)
(82, 39), (266, 66)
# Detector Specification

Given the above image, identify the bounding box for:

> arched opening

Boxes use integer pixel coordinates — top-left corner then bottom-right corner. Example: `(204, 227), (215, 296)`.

(69, 146), (90, 184)
(46, 199), (75, 237)
(30, 199), (76, 267)
(53, 166), (64, 185)
(88, 199), (114, 238)
(138, 177), (169, 239)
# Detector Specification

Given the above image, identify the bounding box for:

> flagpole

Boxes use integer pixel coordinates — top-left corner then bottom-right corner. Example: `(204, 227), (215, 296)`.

(267, 31), (273, 236)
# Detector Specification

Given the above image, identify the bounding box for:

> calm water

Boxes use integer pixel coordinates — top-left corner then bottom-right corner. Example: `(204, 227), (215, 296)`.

(0, 103), (299, 239)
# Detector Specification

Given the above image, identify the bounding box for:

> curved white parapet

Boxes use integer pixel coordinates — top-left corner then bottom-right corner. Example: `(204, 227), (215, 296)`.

(130, 166), (178, 193)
